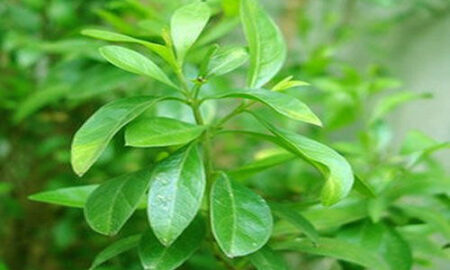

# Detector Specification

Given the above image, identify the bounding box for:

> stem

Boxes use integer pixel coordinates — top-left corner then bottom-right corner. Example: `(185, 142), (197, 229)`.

(214, 101), (256, 130)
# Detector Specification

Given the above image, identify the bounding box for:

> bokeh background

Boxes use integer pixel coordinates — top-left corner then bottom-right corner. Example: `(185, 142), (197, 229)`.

(1, 0), (449, 269)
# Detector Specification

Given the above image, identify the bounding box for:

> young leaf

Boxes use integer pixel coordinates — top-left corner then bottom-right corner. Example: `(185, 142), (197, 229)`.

(170, 2), (211, 63)
(253, 115), (354, 206)
(272, 75), (309, 91)
(139, 217), (206, 270)
(269, 202), (319, 243)
(210, 172), (273, 258)
(99, 45), (176, 88)
(207, 46), (249, 77)
(205, 88), (322, 126)
(249, 246), (288, 270)
(29, 185), (98, 208)
(125, 117), (205, 148)
(274, 237), (389, 270)
(84, 170), (152, 235)
(71, 96), (163, 176)
(240, 0), (286, 88)
(148, 144), (205, 246)
(89, 234), (141, 270)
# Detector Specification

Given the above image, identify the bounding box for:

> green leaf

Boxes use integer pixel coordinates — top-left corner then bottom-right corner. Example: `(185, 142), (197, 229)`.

(210, 172), (273, 258)
(207, 46), (249, 77)
(205, 88), (322, 126)
(29, 185), (98, 208)
(272, 76), (309, 91)
(139, 217), (206, 270)
(240, 0), (286, 88)
(89, 234), (141, 270)
(253, 115), (354, 206)
(228, 151), (294, 179)
(354, 175), (376, 198)
(71, 96), (162, 176)
(125, 117), (205, 148)
(84, 170), (152, 235)
(400, 206), (450, 240)
(170, 2), (211, 63)
(270, 202), (319, 243)
(274, 237), (389, 270)
(249, 246), (288, 270)
(148, 144), (205, 246)
(99, 45), (176, 88)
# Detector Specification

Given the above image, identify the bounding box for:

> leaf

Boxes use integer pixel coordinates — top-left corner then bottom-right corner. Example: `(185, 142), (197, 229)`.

(400, 206), (450, 240)
(125, 117), (205, 148)
(139, 217), (206, 270)
(84, 170), (152, 235)
(71, 96), (162, 176)
(253, 115), (354, 206)
(28, 185), (98, 208)
(354, 175), (376, 198)
(210, 172), (273, 258)
(148, 144), (205, 246)
(207, 46), (249, 77)
(240, 0), (286, 88)
(274, 237), (389, 270)
(228, 152), (294, 179)
(170, 2), (211, 62)
(90, 234), (141, 270)
(249, 246), (288, 270)
(99, 45), (176, 88)
(269, 202), (319, 243)
(205, 88), (322, 126)
(82, 29), (175, 66)
(272, 76), (309, 91)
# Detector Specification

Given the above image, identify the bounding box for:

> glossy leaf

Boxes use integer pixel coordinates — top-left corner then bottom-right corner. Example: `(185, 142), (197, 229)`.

(206, 88), (322, 126)
(71, 96), (162, 176)
(84, 170), (152, 235)
(90, 234), (141, 270)
(171, 2), (211, 62)
(253, 115), (354, 206)
(99, 45), (176, 88)
(148, 144), (205, 246)
(139, 217), (206, 270)
(29, 185), (98, 208)
(240, 0), (286, 88)
(210, 172), (273, 258)
(274, 237), (389, 270)
(270, 202), (319, 243)
(207, 46), (249, 77)
(249, 246), (288, 270)
(125, 117), (205, 148)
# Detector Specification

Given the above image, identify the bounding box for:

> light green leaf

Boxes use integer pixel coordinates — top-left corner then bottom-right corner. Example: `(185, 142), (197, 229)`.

(99, 45), (176, 88)
(240, 0), (286, 88)
(84, 170), (152, 235)
(274, 237), (389, 270)
(89, 234), (141, 270)
(171, 2), (211, 63)
(253, 115), (353, 206)
(228, 152), (294, 179)
(272, 75), (309, 91)
(270, 202), (319, 243)
(125, 117), (205, 148)
(249, 246), (288, 270)
(139, 217), (206, 270)
(148, 144), (205, 246)
(71, 96), (162, 176)
(207, 46), (249, 77)
(354, 175), (376, 198)
(29, 185), (98, 208)
(210, 172), (273, 258)
(205, 88), (321, 126)
(400, 206), (450, 240)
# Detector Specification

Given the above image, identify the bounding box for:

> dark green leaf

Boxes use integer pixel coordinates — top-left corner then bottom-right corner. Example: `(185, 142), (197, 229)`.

(240, 0), (286, 88)
(139, 217), (206, 270)
(148, 144), (205, 246)
(29, 185), (98, 208)
(170, 2), (211, 62)
(71, 96), (162, 176)
(90, 234), (141, 270)
(210, 172), (273, 257)
(99, 45), (176, 88)
(207, 46), (249, 77)
(249, 246), (288, 270)
(84, 170), (152, 235)
(125, 117), (205, 148)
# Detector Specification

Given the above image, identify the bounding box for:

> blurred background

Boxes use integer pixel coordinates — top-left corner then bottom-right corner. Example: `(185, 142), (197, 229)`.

(0, 0), (449, 269)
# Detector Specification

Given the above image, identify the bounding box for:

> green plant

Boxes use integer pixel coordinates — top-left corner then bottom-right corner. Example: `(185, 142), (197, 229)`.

(27, 0), (450, 270)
